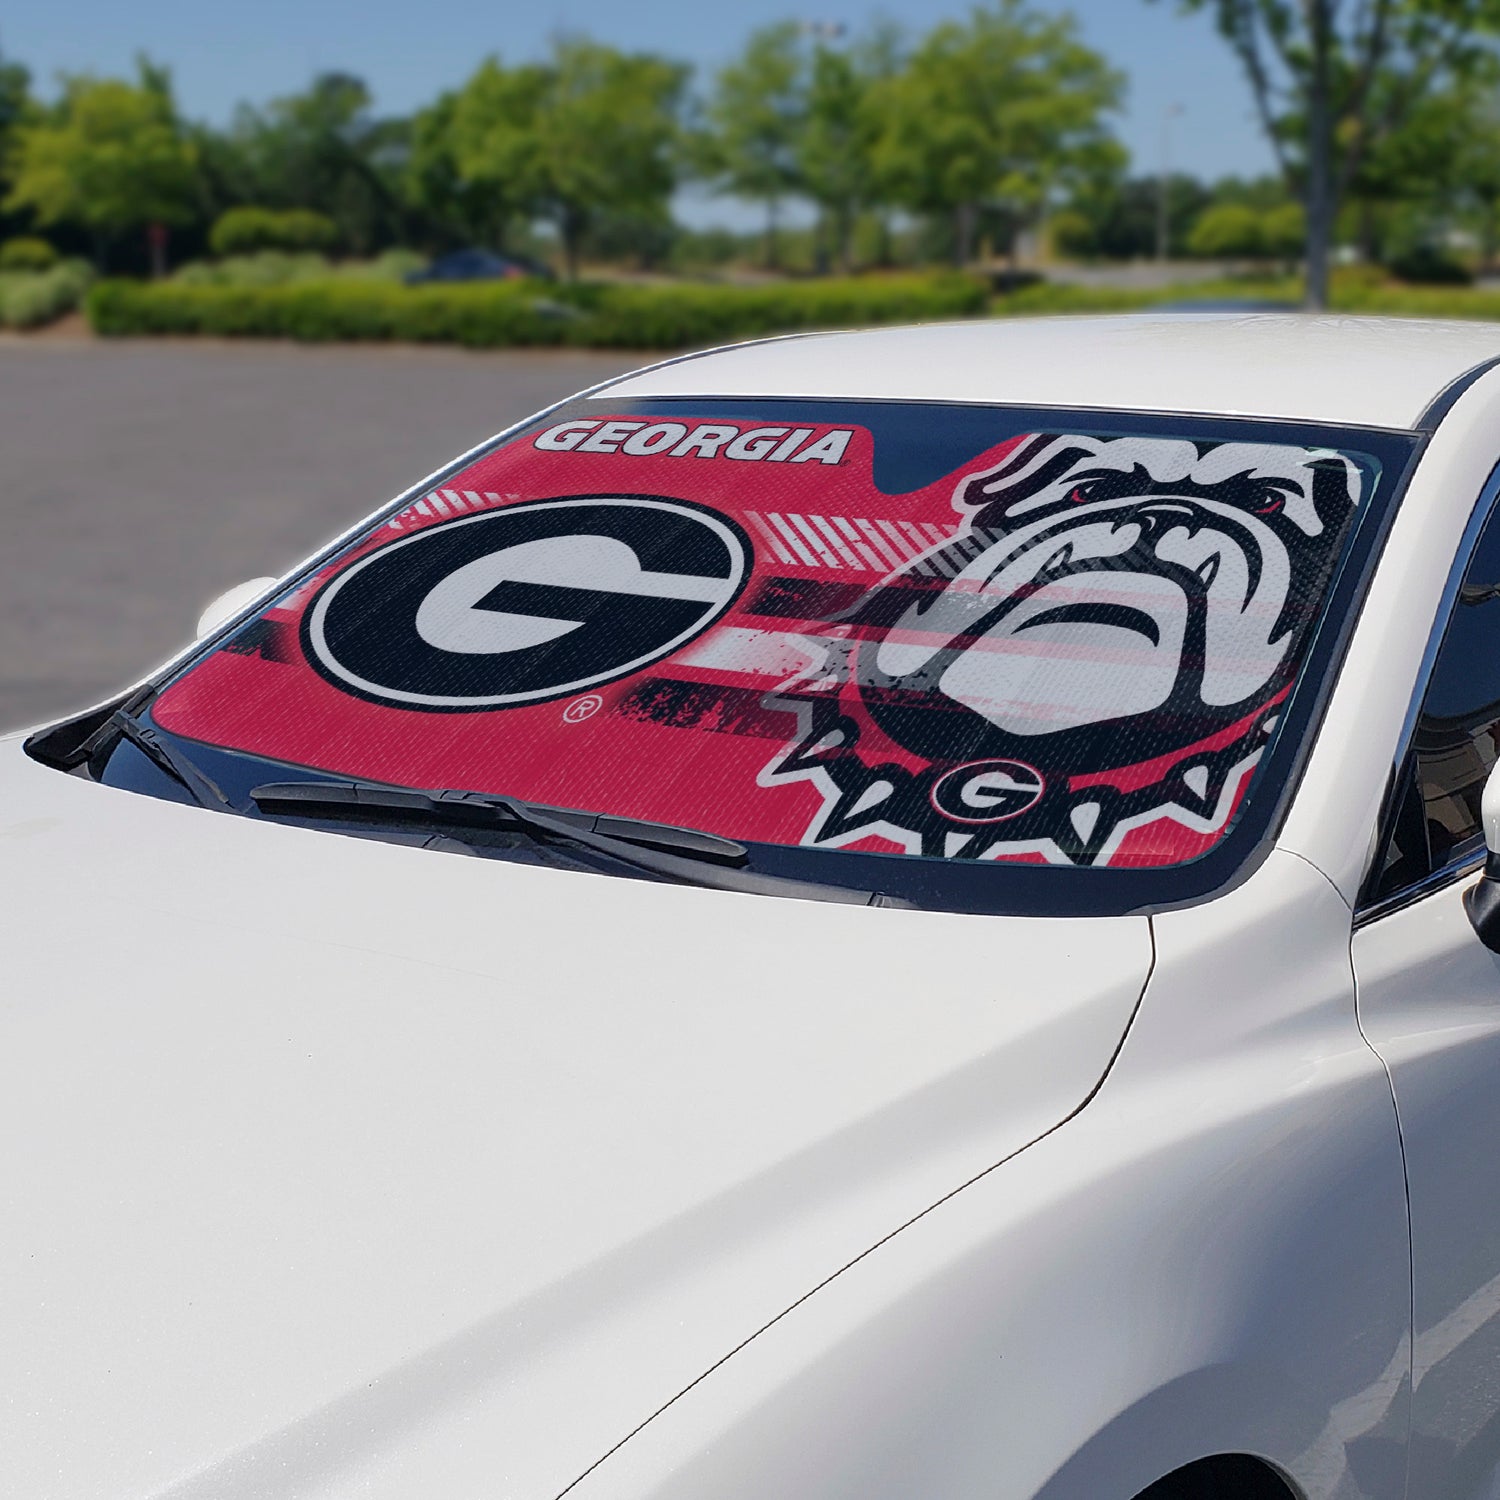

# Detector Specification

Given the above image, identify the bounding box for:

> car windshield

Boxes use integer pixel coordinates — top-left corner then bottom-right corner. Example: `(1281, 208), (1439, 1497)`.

(116, 397), (1413, 914)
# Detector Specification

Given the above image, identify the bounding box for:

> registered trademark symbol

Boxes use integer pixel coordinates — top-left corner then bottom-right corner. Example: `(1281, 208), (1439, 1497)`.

(562, 694), (603, 724)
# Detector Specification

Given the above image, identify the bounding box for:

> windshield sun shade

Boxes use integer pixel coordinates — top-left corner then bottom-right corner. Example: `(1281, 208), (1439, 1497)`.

(141, 397), (1403, 910)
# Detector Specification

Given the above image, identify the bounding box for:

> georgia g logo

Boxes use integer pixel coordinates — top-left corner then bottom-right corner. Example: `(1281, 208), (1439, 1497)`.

(930, 760), (1045, 824)
(304, 496), (752, 710)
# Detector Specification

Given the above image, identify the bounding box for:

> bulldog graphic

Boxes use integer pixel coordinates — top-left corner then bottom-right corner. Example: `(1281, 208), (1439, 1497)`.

(764, 434), (1362, 866)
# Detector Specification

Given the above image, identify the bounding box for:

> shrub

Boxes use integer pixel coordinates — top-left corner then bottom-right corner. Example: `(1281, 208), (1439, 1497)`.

(340, 248), (428, 282)
(1186, 204), (1265, 259)
(208, 207), (339, 257)
(90, 279), (597, 344)
(1331, 261), (1389, 292)
(0, 259), (94, 328)
(86, 271), (989, 348)
(1333, 280), (1500, 318)
(172, 249), (428, 288)
(1387, 244), (1473, 286)
(1048, 210), (1097, 259)
(1260, 203), (1306, 261)
(0, 236), (58, 272)
(991, 272), (1303, 318)
(173, 251), (332, 288)
(993, 281), (1155, 316)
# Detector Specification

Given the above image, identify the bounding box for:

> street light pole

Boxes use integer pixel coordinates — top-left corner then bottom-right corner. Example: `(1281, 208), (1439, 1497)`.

(799, 21), (847, 275)
(1157, 103), (1184, 264)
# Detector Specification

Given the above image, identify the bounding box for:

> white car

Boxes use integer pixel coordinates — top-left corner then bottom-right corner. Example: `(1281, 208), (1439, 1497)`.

(13, 313), (1500, 1500)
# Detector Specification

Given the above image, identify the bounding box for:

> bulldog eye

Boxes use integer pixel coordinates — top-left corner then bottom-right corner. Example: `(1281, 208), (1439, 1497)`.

(1250, 485), (1291, 515)
(1064, 470), (1134, 504)
(1068, 477), (1110, 503)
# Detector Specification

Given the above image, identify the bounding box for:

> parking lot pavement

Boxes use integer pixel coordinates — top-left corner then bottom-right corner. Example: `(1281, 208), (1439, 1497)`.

(0, 338), (639, 730)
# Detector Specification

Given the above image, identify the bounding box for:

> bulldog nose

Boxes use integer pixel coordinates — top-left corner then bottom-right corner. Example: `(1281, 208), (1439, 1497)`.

(1133, 501), (1199, 544)
(1135, 501), (1195, 525)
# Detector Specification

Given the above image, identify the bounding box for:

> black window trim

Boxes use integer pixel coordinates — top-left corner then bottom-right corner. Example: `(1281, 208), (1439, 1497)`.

(1417, 355), (1500, 433)
(1355, 457), (1500, 925)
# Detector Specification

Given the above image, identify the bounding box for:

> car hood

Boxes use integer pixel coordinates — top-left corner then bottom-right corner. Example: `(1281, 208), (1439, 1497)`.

(0, 739), (1151, 1500)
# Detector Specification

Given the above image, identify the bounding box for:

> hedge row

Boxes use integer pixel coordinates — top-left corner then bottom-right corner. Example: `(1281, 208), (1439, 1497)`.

(85, 272), (989, 349)
(0, 259), (93, 329)
(989, 272), (1500, 320)
(991, 275), (1307, 317)
(171, 247), (425, 289)
(992, 282), (1157, 317)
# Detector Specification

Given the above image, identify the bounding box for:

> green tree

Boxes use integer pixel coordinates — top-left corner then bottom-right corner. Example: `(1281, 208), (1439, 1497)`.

(0, 49), (30, 164)
(1187, 201), (1266, 256)
(534, 40), (688, 279)
(700, 22), (806, 268)
(1162, 0), (1500, 308)
(208, 206), (338, 256)
(798, 43), (871, 272)
(406, 82), (526, 251)
(1447, 93), (1500, 270)
(220, 74), (408, 253)
(1048, 207), (1097, 257)
(1336, 80), (1500, 266)
(870, 0), (1123, 266)
(0, 49), (35, 243)
(451, 41), (686, 280)
(796, 25), (905, 272)
(1261, 200), (1307, 259)
(5, 61), (196, 271)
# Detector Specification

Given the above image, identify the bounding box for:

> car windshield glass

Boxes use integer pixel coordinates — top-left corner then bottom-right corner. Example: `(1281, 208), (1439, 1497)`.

(138, 397), (1409, 914)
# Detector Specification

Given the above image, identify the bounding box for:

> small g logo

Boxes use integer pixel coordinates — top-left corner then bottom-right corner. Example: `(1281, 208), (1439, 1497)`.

(930, 759), (1045, 824)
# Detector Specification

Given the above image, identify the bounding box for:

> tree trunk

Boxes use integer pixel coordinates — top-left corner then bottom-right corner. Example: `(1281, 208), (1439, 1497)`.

(1303, 0), (1335, 310)
(954, 201), (978, 267)
(1356, 199), (1378, 264)
(560, 206), (583, 281)
(147, 222), (168, 280)
(837, 205), (854, 275)
(764, 199), (780, 271)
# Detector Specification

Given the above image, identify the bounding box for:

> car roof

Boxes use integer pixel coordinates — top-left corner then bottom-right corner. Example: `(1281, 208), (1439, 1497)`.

(597, 313), (1500, 431)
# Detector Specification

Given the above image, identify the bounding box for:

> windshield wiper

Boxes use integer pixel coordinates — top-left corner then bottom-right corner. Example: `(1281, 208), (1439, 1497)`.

(249, 779), (905, 907)
(109, 709), (231, 811)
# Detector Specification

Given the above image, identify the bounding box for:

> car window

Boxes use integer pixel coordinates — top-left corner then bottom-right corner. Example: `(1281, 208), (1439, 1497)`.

(1421, 507), (1500, 857)
(1374, 500), (1500, 900)
(109, 399), (1410, 915)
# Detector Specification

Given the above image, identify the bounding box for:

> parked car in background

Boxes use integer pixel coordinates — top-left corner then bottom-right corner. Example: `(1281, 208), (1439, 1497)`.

(403, 246), (553, 284)
(16, 314), (1500, 1499)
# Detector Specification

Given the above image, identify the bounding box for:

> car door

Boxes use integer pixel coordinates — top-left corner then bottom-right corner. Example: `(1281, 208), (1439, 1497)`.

(1353, 488), (1500, 1500)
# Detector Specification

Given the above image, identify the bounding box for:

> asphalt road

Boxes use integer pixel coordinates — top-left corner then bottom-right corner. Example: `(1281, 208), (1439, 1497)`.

(0, 338), (639, 730)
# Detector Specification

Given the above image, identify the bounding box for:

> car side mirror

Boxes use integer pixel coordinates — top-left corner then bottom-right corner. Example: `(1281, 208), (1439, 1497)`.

(196, 576), (275, 639)
(1466, 762), (1500, 951)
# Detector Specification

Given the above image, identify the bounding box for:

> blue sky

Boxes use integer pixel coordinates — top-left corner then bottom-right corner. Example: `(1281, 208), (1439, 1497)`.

(4, 0), (1277, 222)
